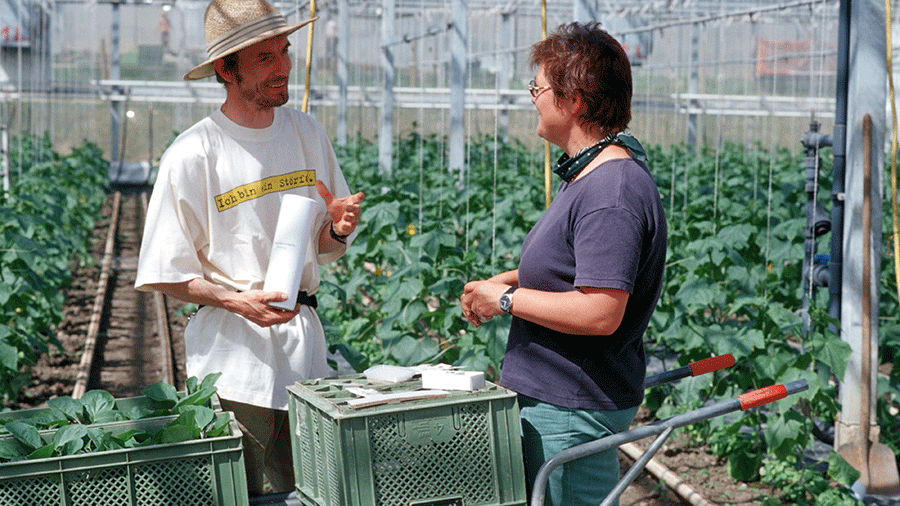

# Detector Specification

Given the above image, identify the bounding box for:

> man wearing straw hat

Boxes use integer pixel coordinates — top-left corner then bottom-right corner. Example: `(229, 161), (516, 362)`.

(135, 0), (364, 496)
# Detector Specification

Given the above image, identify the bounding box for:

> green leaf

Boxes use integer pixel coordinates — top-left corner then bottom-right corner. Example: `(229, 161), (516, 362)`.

(80, 390), (116, 424)
(674, 276), (723, 311)
(141, 382), (179, 407)
(126, 405), (167, 420)
(156, 424), (195, 444)
(5, 420), (42, 451)
(173, 387), (216, 412)
(727, 447), (761, 481)
(30, 408), (71, 430)
(86, 427), (115, 451)
(366, 202), (401, 235)
(47, 396), (82, 422)
(808, 332), (852, 380)
(51, 424), (87, 455)
(0, 439), (25, 461)
(176, 405), (215, 430)
(28, 444), (56, 460)
(112, 429), (149, 448)
(384, 335), (441, 366)
(198, 372), (222, 392)
(204, 413), (231, 438)
(0, 340), (18, 372)
(827, 451), (862, 486)
(764, 409), (806, 459)
(185, 376), (199, 395)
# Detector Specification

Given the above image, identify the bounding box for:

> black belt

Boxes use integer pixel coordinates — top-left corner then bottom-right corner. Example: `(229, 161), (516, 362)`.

(296, 290), (318, 309)
(198, 290), (317, 311)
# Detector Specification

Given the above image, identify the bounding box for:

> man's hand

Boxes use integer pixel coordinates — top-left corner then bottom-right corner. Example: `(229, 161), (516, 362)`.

(144, 279), (301, 328)
(316, 180), (364, 237)
(225, 290), (301, 327)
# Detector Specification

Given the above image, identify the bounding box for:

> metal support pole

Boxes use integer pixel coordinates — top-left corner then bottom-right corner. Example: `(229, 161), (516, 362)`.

(110, 1), (122, 167)
(379, 0), (395, 177)
(497, 9), (513, 143)
(449, 0), (466, 181)
(687, 23), (699, 151)
(830, 0), (850, 341)
(1, 124), (8, 193)
(836, 0), (886, 449)
(337, 0), (349, 146)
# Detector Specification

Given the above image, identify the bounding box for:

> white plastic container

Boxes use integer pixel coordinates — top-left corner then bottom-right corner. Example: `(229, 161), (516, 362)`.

(263, 194), (317, 310)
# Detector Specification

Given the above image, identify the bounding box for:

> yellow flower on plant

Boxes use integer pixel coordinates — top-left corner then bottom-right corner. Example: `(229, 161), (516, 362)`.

(407, 224), (416, 236)
(374, 266), (383, 276)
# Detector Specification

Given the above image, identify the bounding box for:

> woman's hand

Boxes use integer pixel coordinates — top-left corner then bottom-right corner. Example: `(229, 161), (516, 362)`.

(460, 280), (512, 327)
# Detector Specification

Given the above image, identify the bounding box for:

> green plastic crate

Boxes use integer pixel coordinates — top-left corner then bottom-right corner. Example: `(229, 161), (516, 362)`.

(0, 412), (249, 506)
(287, 375), (526, 506)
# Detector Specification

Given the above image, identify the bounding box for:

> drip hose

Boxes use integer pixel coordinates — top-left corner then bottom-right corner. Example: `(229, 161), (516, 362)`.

(887, 0), (900, 303)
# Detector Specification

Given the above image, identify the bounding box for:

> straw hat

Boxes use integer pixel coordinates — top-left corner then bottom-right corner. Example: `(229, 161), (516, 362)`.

(184, 0), (317, 81)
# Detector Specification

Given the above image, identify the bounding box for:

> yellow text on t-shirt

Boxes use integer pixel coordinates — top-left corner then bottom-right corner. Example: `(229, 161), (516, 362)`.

(215, 170), (315, 212)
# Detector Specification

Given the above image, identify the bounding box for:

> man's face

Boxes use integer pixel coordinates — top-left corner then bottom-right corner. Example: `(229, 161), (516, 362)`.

(232, 34), (292, 109)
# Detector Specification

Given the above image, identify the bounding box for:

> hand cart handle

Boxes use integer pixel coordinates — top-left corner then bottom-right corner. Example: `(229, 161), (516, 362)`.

(644, 353), (735, 388)
(739, 383), (789, 410)
(529, 379), (809, 506)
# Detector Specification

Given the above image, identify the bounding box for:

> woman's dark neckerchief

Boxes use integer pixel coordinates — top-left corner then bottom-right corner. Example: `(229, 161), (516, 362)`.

(552, 131), (648, 182)
(552, 134), (615, 183)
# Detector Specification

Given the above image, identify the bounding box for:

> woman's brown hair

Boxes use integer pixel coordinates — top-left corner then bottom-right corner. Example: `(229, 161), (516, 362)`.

(530, 22), (632, 137)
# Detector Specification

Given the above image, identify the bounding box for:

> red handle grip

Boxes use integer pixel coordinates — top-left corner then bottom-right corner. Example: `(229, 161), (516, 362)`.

(689, 353), (735, 377)
(738, 384), (787, 410)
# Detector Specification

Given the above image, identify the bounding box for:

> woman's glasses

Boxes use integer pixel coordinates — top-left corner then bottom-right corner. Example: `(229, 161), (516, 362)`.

(528, 79), (551, 98)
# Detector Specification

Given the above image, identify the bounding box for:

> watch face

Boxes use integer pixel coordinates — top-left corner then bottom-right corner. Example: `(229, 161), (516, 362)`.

(500, 295), (511, 312)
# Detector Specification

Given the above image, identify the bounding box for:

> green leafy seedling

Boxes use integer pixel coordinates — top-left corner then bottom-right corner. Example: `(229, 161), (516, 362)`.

(0, 438), (26, 462)
(173, 387), (216, 413)
(155, 424), (195, 445)
(27, 444), (55, 460)
(198, 372), (222, 393)
(141, 382), (179, 409)
(86, 427), (120, 452)
(47, 396), (82, 423)
(125, 405), (168, 420)
(204, 412), (231, 438)
(80, 390), (116, 424)
(30, 408), (71, 430)
(112, 428), (152, 449)
(185, 376), (198, 395)
(5, 420), (42, 452)
(51, 424), (87, 455)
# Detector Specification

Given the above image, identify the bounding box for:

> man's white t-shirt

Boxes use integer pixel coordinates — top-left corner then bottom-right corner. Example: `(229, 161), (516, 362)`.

(135, 107), (354, 409)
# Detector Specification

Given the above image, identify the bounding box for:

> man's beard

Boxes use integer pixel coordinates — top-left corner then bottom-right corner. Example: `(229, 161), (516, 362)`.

(238, 78), (289, 108)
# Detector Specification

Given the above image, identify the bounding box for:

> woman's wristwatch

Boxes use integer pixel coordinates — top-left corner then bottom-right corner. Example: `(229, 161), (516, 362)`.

(499, 286), (517, 313)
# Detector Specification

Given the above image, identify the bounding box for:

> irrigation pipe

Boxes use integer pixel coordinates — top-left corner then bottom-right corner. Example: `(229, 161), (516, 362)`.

(72, 191), (121, 399)
(619, 442), (715, 506)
